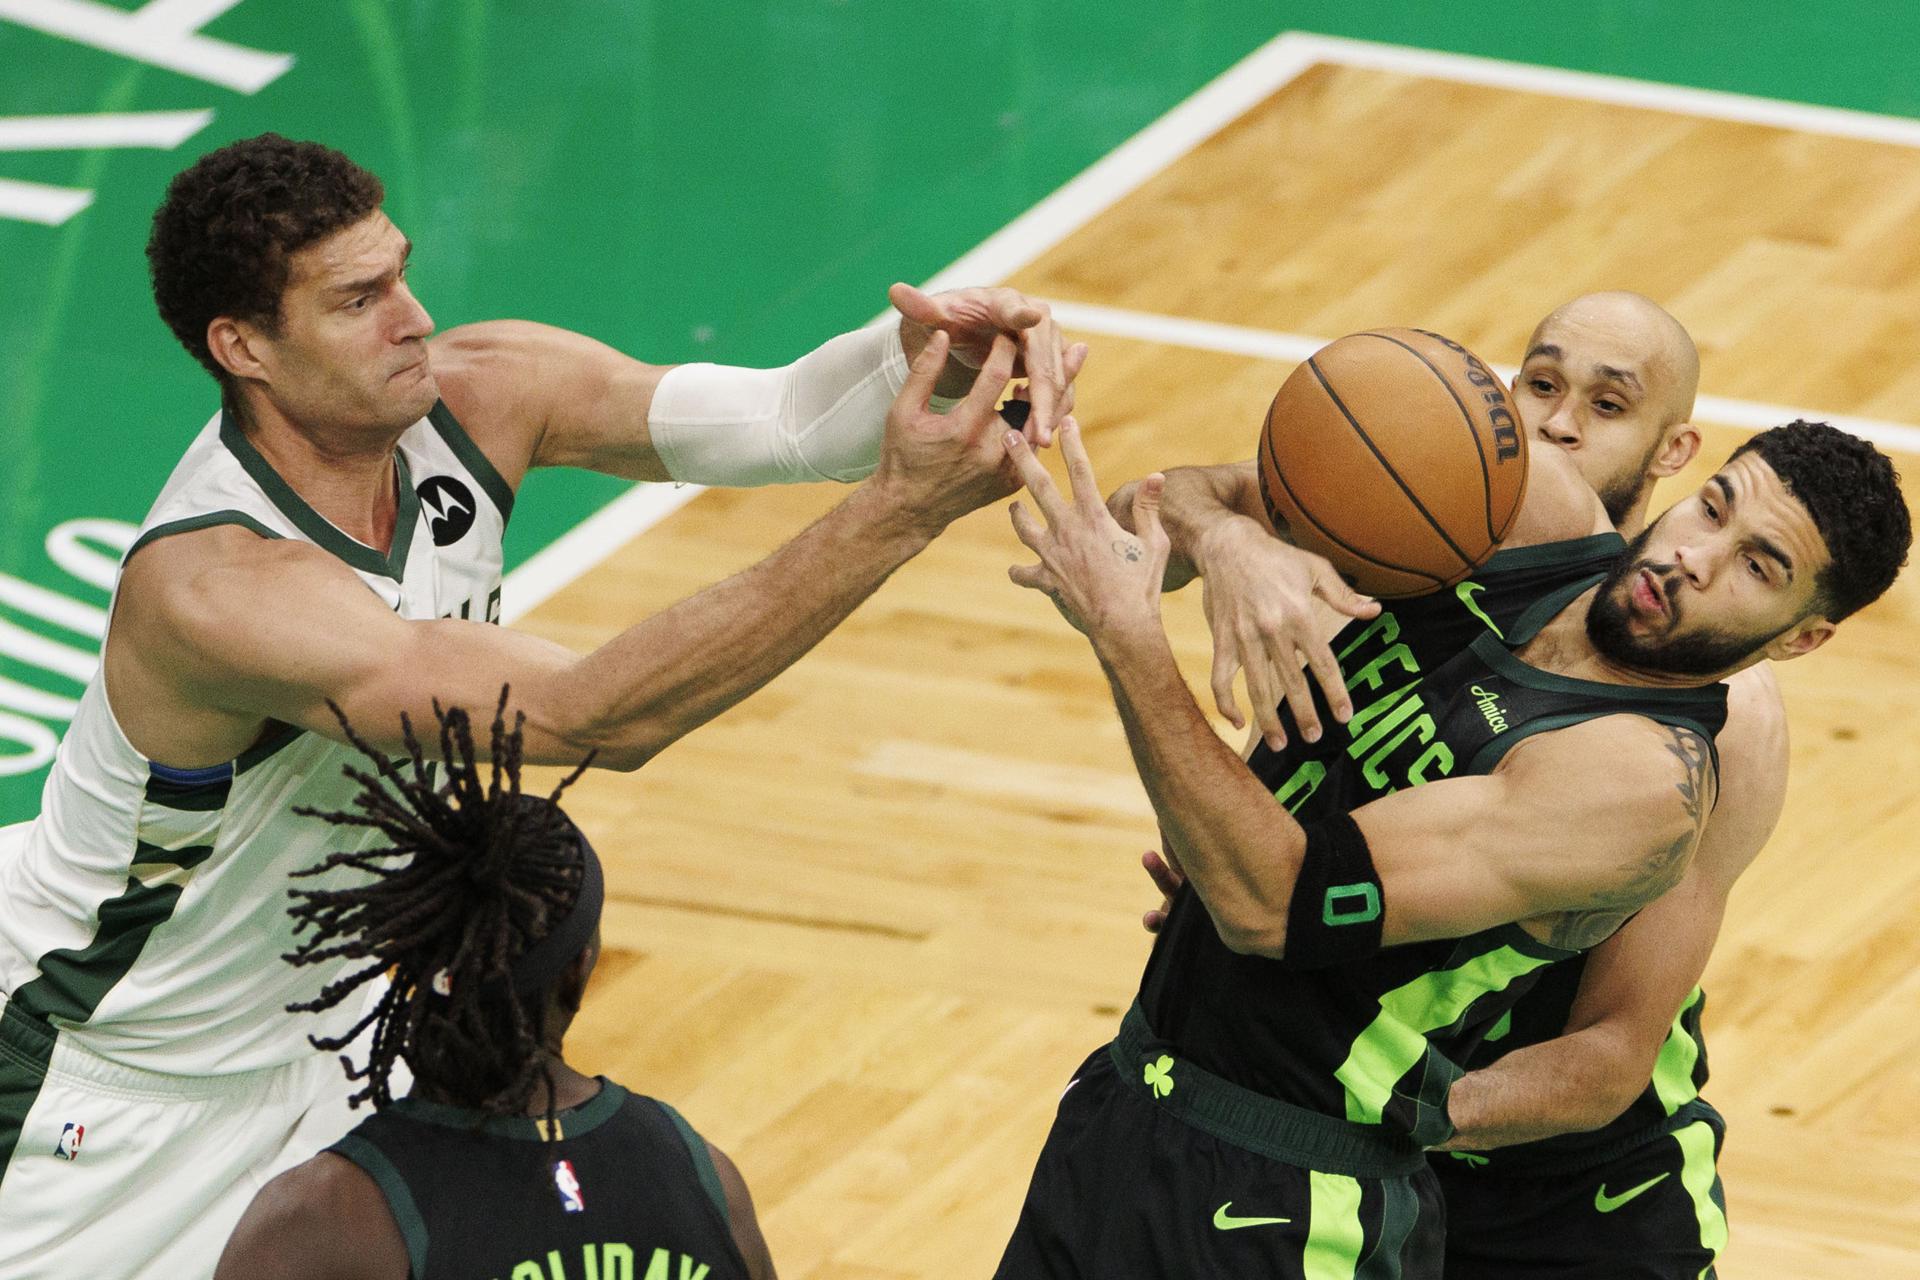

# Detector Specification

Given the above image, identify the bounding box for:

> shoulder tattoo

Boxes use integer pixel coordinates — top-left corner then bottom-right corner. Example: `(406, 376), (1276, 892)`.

(1662, 724), (1714, 827)
(1584, 725), (1717, 918)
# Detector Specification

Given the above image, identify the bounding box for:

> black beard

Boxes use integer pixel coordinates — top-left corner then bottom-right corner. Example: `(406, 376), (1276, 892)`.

(1597, 435), (1663, 526)
(1585, 527), (1764, 678)
(1597, 470), (1643, 526)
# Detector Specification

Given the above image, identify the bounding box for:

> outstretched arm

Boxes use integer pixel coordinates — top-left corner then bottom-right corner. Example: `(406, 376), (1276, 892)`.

(1004, 429), (1711, 956)
(125, 334), (1070, 771)
(431, 285), (1078, 488)
(1439, 668), (1787, 1148)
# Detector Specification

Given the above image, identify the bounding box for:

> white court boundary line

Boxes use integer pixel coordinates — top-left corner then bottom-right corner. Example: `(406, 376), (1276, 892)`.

(501, 30), (1920, 621)
(1047, 300), (1920, 457)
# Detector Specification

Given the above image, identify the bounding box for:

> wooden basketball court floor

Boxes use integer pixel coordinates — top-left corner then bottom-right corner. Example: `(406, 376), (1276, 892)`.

(521, 41), (1920, 1278)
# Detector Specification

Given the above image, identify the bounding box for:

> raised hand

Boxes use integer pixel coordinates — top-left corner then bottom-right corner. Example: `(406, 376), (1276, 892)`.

(868, 331), (1026, 533)
(1194, 520), (1379, 749)
(891, 282), (1082, 446)
(1004, 421), (1170, 640)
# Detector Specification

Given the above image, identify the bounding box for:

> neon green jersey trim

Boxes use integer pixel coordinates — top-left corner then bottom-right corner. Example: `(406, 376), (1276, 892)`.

(1336, 944), (1557, 1124)
(1652, 988), (1706, 1115)
(1303, 1171), (1365, 1280)
(1675, 1120), (1728, 1256)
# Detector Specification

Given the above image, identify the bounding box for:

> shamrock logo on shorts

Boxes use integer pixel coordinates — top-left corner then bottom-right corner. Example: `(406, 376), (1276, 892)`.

(1143, 1054), (1176, 1098)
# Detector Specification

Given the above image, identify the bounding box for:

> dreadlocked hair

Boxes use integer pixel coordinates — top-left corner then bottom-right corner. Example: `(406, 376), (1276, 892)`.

(284, 688), (594, 1121)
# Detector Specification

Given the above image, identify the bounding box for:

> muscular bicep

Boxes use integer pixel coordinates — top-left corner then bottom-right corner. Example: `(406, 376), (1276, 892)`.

(155, 539), (595, 765)
(1560, 673), (1788, 1050)
(1561, 864), (1726, 1052)
(434, 320), (673, 483)
(1350, 716), (1714, 947)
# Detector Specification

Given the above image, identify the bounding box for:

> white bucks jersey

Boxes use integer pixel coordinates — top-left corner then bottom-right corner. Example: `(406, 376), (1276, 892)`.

(0, 404), (509, 1073)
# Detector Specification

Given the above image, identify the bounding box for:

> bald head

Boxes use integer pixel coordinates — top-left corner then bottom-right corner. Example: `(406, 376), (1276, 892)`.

(1513, 291), (1703, 528)
(1526, 291), (1699, 427)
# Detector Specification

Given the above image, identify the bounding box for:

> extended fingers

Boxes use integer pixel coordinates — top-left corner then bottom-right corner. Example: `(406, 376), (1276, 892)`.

(1273, 643), (1320, 744)
(1007, 499), (1050, 557)
(1058, 419), (1104, 512)
(900, 330), (950, 405)
(1007, 557), (1058, 591)
(959, 332), (1019, 425)
(888, 281), (945, 327)
(1313, 558), (1381, 621)
(1143, 848), (1185, 896)
(1246, 648), (1287, 751)
(1210, 642), (1247, 729)
(1062, 341), (1089, 383)
(1003, 430), (1070, 524)
(1022, 314), (1067, 441)
(1302, 635), (1355, 725)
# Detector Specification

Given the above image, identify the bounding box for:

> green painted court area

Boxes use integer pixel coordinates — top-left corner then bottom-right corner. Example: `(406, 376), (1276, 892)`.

(3, 0), (1915, 819)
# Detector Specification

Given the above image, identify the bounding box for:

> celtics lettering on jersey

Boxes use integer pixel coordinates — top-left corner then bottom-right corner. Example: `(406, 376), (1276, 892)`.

(1269, 609), (1460, 813)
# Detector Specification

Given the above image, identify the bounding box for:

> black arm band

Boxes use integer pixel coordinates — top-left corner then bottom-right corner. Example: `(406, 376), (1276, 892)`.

(1283, 812), (1385, 970)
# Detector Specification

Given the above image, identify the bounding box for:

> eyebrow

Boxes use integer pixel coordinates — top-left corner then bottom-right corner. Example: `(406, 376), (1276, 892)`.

(1711, 474), (1795, 582)
(329, 238), (413, 299)
(1524, 343), (1562, 361)
(1593, 364), (1643, 393)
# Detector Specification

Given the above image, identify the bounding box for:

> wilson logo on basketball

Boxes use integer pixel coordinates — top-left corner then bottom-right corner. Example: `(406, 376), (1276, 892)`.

(1257, 328), (1530, 598)
(1414, 329), (1523, 462)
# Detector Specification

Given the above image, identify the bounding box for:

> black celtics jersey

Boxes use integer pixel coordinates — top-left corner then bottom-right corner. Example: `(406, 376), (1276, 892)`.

(330, 1079), (749, 1280)
(1136, 533), (1729, 1147)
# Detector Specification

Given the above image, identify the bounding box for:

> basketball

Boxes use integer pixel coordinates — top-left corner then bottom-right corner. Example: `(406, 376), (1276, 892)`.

(1256, 328), (1530, 598)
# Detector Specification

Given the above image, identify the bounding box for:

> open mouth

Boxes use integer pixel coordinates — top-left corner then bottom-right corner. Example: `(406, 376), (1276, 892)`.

(1630, 568), (1669, 622)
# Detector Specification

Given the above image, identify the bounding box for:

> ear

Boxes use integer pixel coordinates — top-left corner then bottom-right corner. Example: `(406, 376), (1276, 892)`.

(206, 316), (270, 382)
(1648, 423), (1700, 479)
(1762, 614), (1835, 662)
(556, 934), (600, 1014)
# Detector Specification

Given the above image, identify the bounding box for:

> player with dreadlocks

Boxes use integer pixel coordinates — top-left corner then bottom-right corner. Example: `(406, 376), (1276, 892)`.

(215, 693), (775, 1280)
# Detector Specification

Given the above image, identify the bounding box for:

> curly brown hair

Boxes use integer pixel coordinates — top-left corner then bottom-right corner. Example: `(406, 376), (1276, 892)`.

(146, 134), (384, 389)
(1730, 421), (1911, 621)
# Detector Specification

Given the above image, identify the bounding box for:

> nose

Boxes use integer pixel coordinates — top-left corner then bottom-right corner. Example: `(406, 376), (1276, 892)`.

(1540, 401), (1580, 448)
(1670, 539), (1712, 589)
(393, 280), (434, 342)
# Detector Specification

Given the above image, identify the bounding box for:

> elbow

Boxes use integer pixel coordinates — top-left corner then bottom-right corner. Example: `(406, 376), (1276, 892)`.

(574, 722), (662, 773)
(589, 744), (652, 774)
(1215, 912), (1288, 960)
(1573, 1033), (1662, 1131)
(553, 712), (663, 774)
(1590, 1066), (1656, 1129)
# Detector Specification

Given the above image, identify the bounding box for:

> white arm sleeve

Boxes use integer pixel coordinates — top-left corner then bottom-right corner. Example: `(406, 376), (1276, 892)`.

(645, 320), (910, 486)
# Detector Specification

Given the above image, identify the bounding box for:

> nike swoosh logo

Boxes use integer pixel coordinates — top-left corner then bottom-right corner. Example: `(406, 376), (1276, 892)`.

(1594, 1172), (1670, 1213)
(1213, 1201), (1290, 1230)
(1455, 581), (1505, 638)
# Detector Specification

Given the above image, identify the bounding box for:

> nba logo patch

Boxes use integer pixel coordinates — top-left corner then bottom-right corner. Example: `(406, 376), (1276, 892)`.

(53, 1123), (84, 1161)
(553, 1159), (585, 1213)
